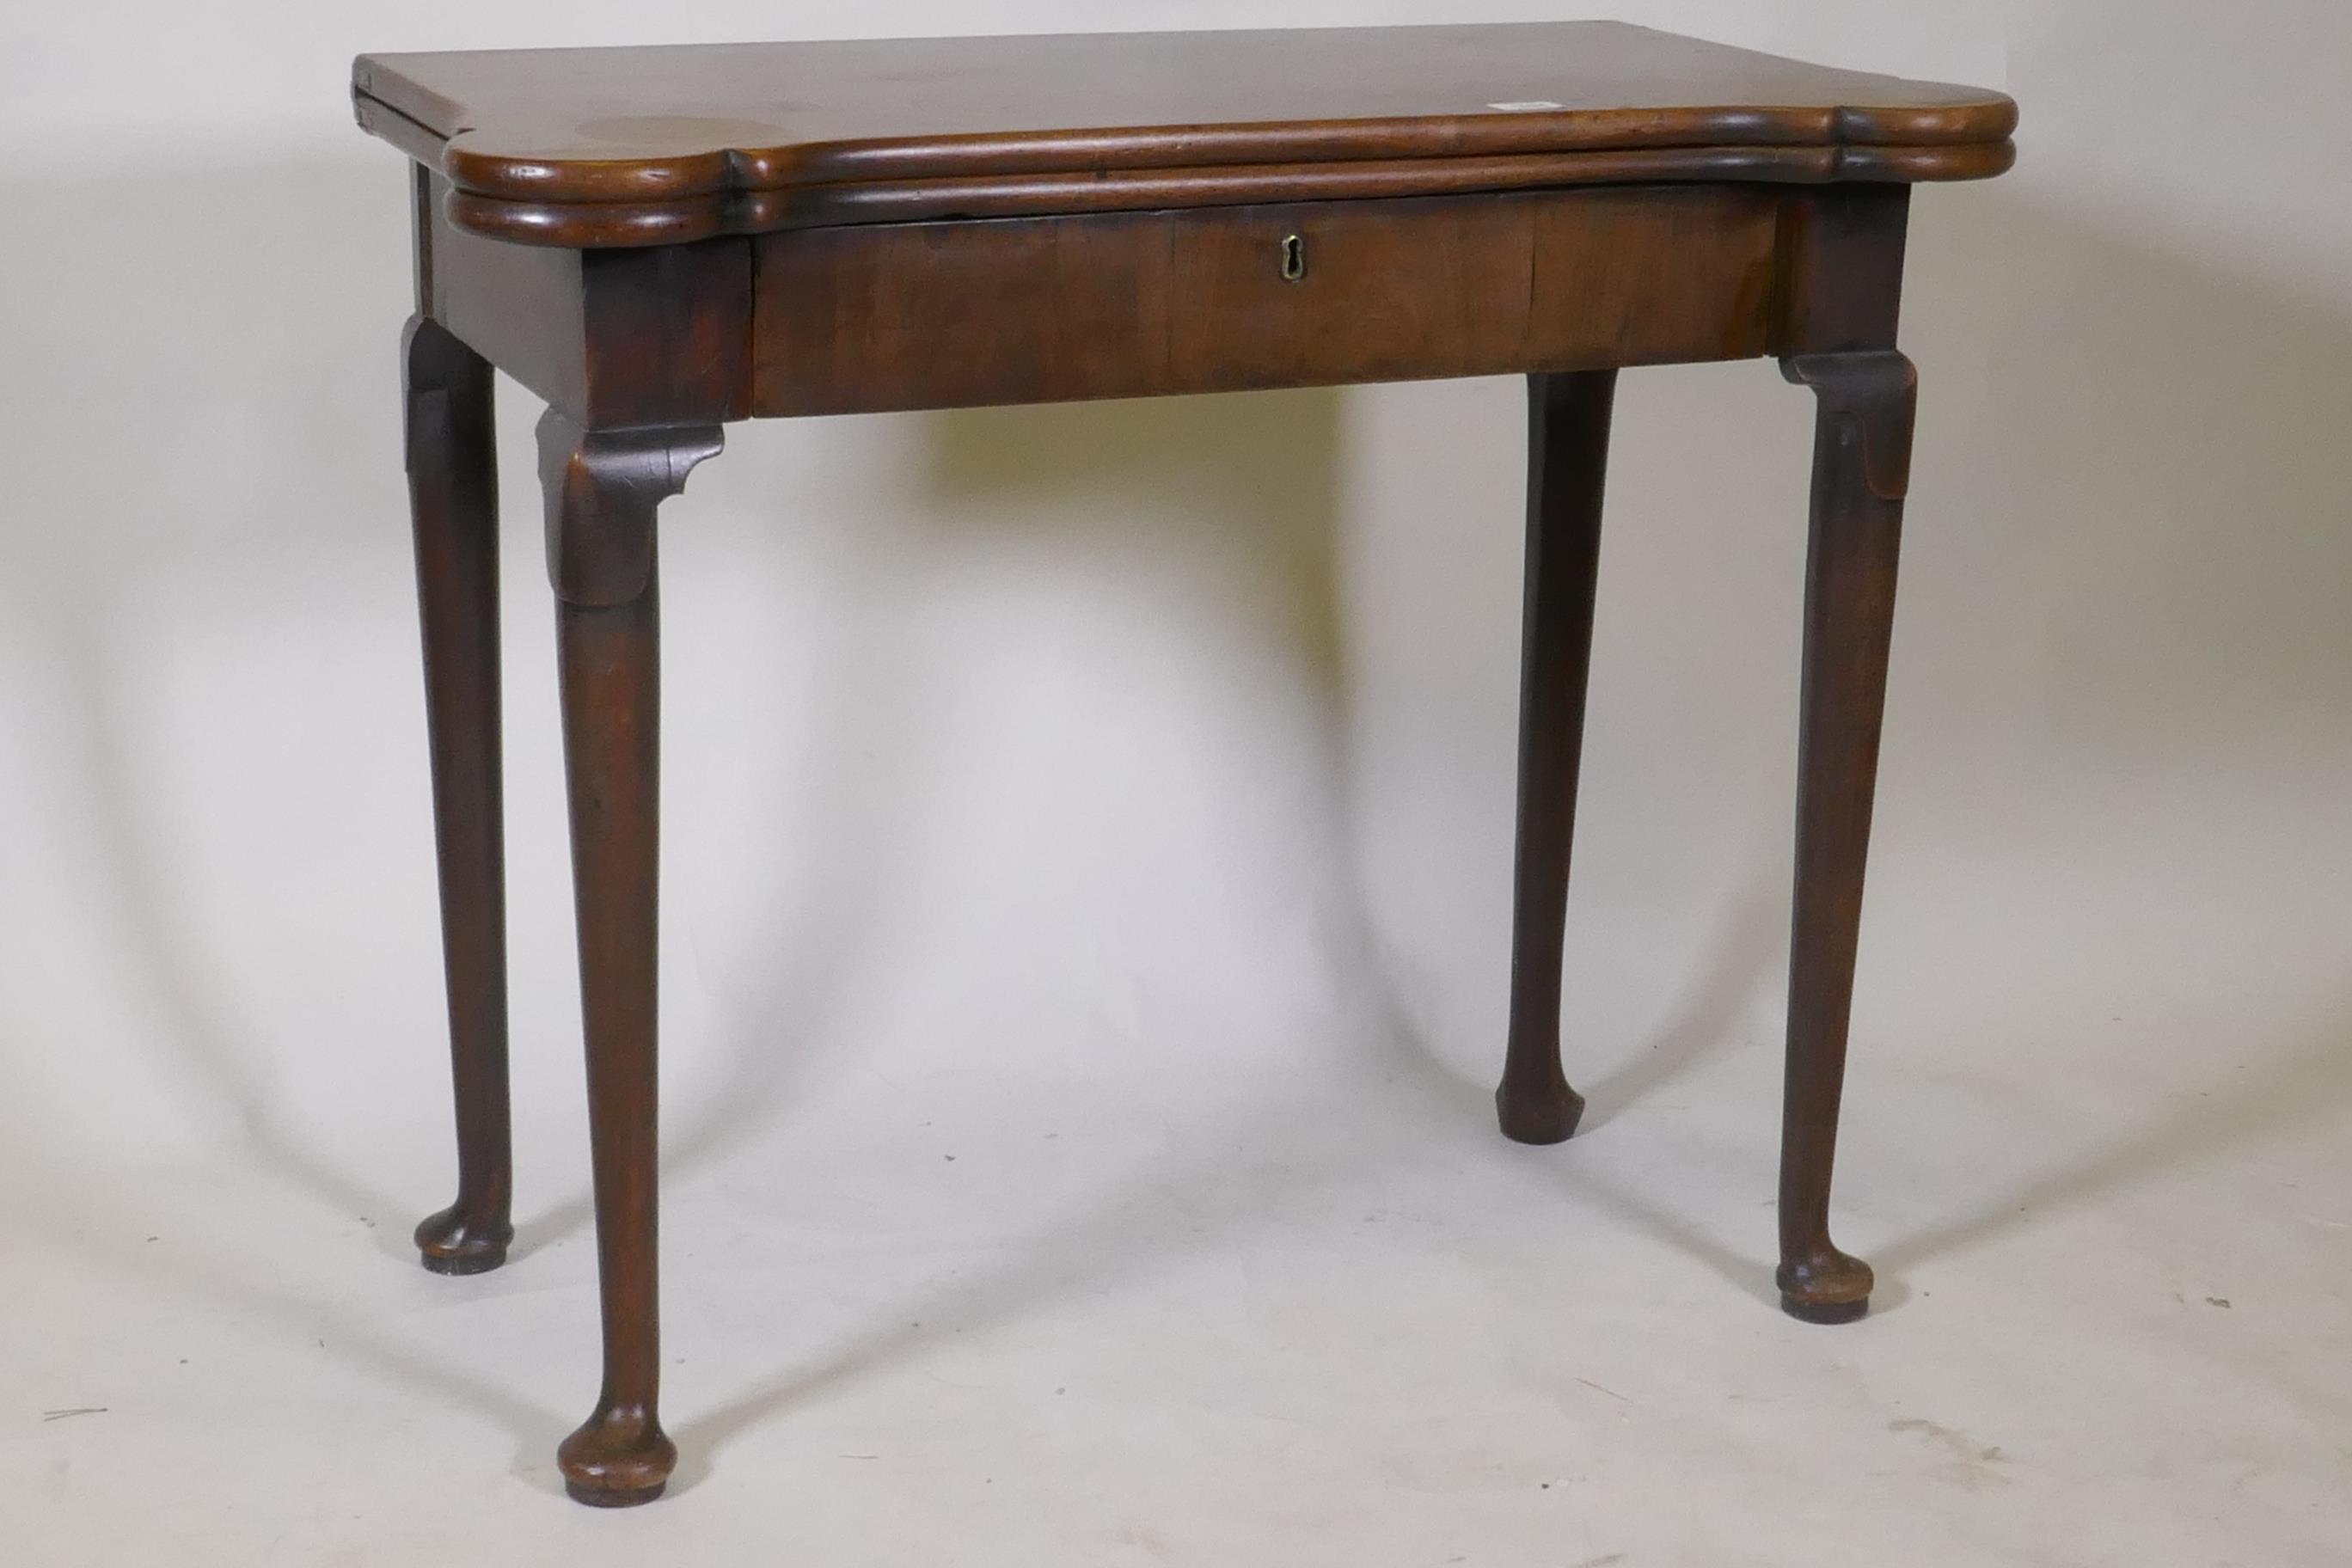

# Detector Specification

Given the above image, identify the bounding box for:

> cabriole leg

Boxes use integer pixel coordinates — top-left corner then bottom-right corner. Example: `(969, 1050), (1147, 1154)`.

(404, 315), (514, 1277)
(1773, 350), (1917, 1325)
(537, 410), (721, 1506)
(1497, 370), (1616, 1144)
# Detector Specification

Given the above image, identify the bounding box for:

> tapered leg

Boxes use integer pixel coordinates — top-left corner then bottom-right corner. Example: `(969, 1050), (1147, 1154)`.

(538, 411), (721, 1507)
(554, 582), (671, 1504)
(404, 315), (515, 1276)
(1497, 371), (1616, 1144)
(1774, 350), (1918, 1325)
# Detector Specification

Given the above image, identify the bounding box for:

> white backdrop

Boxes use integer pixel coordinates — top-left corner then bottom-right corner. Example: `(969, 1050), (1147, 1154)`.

(4, 3), (2351, 1562)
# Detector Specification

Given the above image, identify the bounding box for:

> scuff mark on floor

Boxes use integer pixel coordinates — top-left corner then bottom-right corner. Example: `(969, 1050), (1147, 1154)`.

(1890, 1418), (2010, 1491)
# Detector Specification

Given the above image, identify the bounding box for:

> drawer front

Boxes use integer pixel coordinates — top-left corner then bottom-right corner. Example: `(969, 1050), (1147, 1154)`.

(750, 186), (1782, 417)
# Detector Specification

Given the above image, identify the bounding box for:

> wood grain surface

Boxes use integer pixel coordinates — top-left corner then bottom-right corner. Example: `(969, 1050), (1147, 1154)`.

(353, 23), (2016, 246)
(749, 186), (1780, 415)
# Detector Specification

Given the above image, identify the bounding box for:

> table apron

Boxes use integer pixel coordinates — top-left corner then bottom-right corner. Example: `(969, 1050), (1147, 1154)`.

(421, 175), (1906, 426)
(750, 186), (1784, 416)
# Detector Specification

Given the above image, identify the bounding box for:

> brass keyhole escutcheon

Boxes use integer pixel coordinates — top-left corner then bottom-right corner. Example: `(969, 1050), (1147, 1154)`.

(1280, 234), (1307, 281)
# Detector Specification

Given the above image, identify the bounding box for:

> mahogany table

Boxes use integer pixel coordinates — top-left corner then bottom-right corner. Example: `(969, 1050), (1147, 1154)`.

(353, 21), (2016, 1505)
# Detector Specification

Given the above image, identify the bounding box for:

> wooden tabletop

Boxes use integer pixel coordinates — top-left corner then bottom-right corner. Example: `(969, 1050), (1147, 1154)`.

(355, 22), (2016, 247)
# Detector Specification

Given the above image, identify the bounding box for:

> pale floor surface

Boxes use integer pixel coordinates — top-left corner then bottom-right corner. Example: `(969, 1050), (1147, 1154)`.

(7, 970), (2350, 1568)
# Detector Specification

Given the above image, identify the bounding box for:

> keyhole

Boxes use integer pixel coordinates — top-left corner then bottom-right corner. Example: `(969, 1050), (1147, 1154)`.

(1280, 234), (1307, 282)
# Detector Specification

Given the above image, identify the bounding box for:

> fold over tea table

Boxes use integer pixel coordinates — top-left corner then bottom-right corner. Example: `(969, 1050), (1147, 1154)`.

(352, 21), (2017, 1505)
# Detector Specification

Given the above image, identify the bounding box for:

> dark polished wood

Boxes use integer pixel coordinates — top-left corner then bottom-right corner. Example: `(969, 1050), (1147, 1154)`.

(410, 143), (2015, 249)
(358, 23), (2012, 1505)
(418, 176), (753, 430)
(1497, 371), (1616, 1145)
(537, 410), (720, 1505)
(750, 187), (1776, 415)
(402, 290), (513, 1277)
(1773, 349), (1918, 1325)
(1772, 184), (1912, 356)
(352, 23), (2013, 247)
